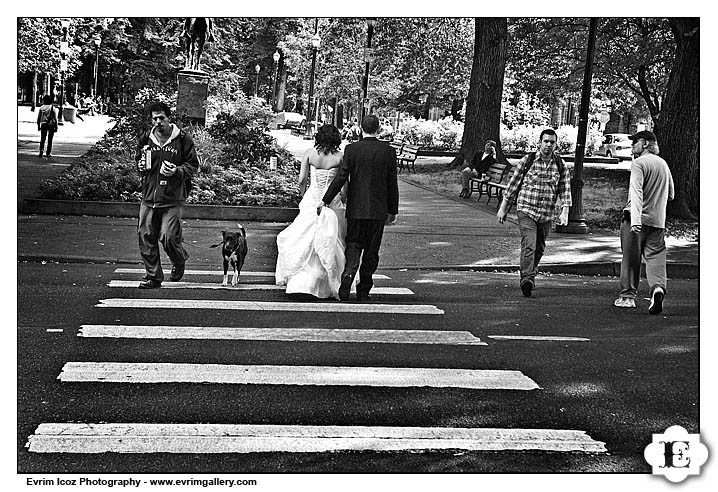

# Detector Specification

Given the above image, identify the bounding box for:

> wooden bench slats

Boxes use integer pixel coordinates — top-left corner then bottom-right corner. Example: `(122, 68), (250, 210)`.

(397, 144), (420, 173)
(468, 162), (512, 209)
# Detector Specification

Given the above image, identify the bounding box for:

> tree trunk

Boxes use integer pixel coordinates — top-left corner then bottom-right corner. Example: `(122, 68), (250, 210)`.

(654, 18), (699, 219)
(451, 18), (508, 168)
(451, 98), (463, 121)
(31, 70), (38, 111)
(276, 63), (287, 112)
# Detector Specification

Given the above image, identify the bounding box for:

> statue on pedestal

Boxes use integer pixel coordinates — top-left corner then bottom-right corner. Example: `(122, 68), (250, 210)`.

(181, 18), (215, 71)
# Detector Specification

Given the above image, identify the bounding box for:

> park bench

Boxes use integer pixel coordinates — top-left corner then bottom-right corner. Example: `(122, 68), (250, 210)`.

(397, 143), (420, 173)
(468, 162), (512, 208)
(389, 139), (404, 167)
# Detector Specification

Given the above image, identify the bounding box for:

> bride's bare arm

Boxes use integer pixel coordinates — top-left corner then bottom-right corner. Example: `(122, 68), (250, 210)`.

(298, 149), (311, 196)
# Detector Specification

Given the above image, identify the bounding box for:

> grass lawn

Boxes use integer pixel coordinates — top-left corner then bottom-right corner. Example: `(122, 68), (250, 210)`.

(403, 158), (697, 241)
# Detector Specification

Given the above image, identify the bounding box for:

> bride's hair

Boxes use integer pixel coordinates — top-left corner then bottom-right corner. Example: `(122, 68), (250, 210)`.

(314, 125), (341, 154)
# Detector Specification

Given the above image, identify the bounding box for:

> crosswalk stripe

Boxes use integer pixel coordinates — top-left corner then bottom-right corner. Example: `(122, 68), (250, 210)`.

(57, 362), (539, 389)
(114, 268), (390, 280)
(79, 325), (487, 345)
(27, 423), (607, 453)
(106, 280), (413, 295)
(488, 336), (590, 342)
(96, 298), (443, 315)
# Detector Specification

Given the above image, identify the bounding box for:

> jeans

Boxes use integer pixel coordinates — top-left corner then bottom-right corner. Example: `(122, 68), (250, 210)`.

(619, 215), (667, 298)
(138, 203), (189, 282)
(39, 128), (54, 156)
(342, 218), (386, 295)
(517, 211), (552, 286)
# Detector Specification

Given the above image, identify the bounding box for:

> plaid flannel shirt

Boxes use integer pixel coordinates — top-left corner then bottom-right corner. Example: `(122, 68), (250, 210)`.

(504, 152), (572, 223)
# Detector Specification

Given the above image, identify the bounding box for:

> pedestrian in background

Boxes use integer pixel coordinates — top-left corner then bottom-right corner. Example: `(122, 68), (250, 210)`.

(459, 139), (497, 198)
(614, 130), (674, 314)
(319, 114), (399, 302)
(134, 101), (199, 289)
(36, 95), (57, 158)
(497, 128), (571, 297)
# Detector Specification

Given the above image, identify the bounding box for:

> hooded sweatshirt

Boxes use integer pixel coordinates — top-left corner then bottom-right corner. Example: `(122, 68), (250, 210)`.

(135, 123), (199, 208)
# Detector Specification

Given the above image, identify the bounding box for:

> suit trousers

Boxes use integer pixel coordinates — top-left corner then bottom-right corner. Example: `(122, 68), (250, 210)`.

(517, 211), (552, 286)
(343, 218), (386, 294)
(619, 216), (667, 299)
(138, 203), (189, 282)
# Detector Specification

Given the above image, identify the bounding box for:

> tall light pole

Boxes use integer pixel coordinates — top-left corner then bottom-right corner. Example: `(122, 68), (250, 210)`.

(556, 17), (598, 235)
(360, 18), (376, 124)
(92, 33), (101, 98)
(305, 24), (321, 139)
(272, 50), (280, 111)
(254, 64), (260, 97)
(58, 18), (71, 125)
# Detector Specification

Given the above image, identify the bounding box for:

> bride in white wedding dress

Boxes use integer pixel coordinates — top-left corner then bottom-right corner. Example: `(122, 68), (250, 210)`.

(275, 125), (348, 299)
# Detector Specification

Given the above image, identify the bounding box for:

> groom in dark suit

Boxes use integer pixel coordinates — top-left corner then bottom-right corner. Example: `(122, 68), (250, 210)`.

(318, 114), (399, 302)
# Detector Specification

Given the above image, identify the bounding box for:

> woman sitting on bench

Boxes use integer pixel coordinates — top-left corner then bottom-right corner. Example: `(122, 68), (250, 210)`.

(459, 139), (497, 198)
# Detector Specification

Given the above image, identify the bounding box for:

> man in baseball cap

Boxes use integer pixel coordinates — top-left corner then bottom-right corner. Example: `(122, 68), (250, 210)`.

(614, 129), (674, 314)
(628, 130), (657, 142)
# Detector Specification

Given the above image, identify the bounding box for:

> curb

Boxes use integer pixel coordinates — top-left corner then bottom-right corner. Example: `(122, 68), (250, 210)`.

(20, 199), (299, 222)
(16, 254), (698, 279)
(382, 262), (698, 279)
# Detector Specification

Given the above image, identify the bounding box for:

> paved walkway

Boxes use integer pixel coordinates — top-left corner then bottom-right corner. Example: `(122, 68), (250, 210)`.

(16, 106), (698, 277)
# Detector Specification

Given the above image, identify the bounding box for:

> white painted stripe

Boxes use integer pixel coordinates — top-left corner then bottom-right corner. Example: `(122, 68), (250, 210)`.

(96, 298), (443, 315)
(46, 329), (64, 333)
(78, 325), (486, 345)
(114, 268), (390, 280)
(27, 423), (606, 453)
(58, 362), (538, 389)
(488, 336), (590, 342)
(106, 280), (413, 295)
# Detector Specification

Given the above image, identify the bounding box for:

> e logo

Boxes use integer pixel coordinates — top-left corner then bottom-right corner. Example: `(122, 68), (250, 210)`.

(645, 426), (708, 482)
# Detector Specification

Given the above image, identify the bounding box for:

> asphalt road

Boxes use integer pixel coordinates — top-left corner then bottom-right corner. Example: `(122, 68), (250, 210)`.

(17, 261), (698, 475)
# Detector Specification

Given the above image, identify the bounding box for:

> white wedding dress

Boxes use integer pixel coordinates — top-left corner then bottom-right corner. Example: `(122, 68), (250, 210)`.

(275, 166), (347, 299)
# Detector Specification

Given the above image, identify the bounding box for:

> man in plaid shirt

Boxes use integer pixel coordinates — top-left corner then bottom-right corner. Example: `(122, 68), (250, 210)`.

(497, 128), (572, 297)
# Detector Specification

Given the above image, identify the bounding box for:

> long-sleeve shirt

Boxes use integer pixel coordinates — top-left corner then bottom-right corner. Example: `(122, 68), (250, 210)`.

(624, 153), (674, 228)
(503, 151), (572, 223)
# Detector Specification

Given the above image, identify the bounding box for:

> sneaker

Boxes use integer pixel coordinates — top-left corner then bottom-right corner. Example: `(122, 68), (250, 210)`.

(648, 288), (664, 315)
(338, 276), (353, 301)
(520, 281), (533, 297)
(138, 279), (162, 289)
(170, 264), (185, 282)
(614, 297), (636, 308)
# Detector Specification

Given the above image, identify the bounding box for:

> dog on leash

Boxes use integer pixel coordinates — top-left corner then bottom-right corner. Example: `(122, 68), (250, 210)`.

(209, 224), (248, 286)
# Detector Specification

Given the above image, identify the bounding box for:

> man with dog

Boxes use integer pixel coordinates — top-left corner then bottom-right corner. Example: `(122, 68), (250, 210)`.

(134, 101), (199, 289)
(318, 114), (399, 302)
(497, 128), (571, 298)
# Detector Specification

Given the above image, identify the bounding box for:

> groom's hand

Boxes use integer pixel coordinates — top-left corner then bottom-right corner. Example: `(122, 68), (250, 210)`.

(386, 214), (397, 225)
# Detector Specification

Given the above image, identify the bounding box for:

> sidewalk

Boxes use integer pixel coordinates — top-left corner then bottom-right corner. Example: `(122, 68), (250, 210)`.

(16, 106), (698, 278)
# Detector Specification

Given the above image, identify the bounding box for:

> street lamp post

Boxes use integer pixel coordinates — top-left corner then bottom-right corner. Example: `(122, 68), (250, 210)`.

(272, 50), (280, 111)
(58, 18), (71, 125)
(254, 64), (260, 97)
(305, 29), (321, 139)
(92, 33), (101, 98)
(360, 18), (376, 124)
(555, 17), (598, 235)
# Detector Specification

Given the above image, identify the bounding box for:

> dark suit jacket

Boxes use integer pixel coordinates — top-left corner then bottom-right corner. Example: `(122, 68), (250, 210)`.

(471, 152), (497, 174)
(322, 137), (399, 220)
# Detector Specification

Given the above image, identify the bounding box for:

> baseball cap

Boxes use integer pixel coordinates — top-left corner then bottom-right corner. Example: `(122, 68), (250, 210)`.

(629, 130), (657, 142)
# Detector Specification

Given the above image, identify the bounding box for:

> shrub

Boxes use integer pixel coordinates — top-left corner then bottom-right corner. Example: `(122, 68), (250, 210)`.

(398, 117), (464, 150)
(39, 89), (303, 207)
